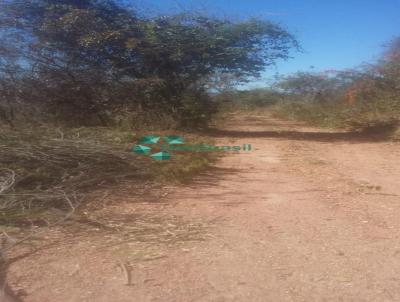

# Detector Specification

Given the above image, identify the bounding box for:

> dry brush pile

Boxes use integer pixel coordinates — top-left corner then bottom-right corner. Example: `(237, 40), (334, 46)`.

(0, 128), (156, 225)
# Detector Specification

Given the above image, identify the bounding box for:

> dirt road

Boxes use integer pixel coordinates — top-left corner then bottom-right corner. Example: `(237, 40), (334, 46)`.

(8, 112), (400, 301)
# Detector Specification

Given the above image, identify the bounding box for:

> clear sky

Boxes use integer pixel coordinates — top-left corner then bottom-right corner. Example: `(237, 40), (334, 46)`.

(137, 0), (400, 88)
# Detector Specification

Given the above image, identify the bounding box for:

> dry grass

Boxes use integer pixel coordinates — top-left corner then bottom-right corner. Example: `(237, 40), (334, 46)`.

(0, 127), (214, 226)
(272, 101), (400, 135)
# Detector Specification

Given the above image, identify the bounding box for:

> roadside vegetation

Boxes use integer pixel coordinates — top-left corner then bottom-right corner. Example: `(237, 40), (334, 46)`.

(217, 37), (400, 137)
(277, 38), (400, 136)
(0, 126), (217, 226)
(0, 0), (298, 226)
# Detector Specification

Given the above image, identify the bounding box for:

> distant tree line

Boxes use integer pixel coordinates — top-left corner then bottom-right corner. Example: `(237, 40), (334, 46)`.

(271, 37), (400, 130)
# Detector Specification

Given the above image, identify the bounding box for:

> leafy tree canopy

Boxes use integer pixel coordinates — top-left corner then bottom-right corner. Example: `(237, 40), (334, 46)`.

(0, 0), (299, 126)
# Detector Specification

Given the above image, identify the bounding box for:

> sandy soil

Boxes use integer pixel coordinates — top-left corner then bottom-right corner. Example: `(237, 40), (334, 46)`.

(7, 112), (400, 302)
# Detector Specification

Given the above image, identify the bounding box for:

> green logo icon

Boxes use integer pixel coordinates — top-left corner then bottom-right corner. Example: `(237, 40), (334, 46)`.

(164, 135), (184, 145)
(151, 152), (171, 161)
(139, 135), (160, 144)
(133, 135), (184, 160)
(133, 145), (152, 154)
(132, 135), (252, 160)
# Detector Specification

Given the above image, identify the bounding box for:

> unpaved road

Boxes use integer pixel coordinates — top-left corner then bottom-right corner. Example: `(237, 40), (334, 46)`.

(8, 112), (400, 301)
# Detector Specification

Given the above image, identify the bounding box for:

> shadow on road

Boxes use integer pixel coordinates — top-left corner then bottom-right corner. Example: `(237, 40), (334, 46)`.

(206, 128), (396, 143)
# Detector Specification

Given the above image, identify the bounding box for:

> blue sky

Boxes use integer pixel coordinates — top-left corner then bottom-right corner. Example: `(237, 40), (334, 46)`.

(138, 0), (400, 88)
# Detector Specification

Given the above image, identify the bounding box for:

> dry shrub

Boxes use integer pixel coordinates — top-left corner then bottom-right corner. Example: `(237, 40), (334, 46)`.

(0, 128), (154, 225)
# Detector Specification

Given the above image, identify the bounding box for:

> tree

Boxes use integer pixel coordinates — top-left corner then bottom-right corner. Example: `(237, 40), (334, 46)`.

(0, 0), (299, 127)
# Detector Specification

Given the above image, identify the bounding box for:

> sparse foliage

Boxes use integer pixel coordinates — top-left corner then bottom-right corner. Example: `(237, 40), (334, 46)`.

(273, 38), (400, 133)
